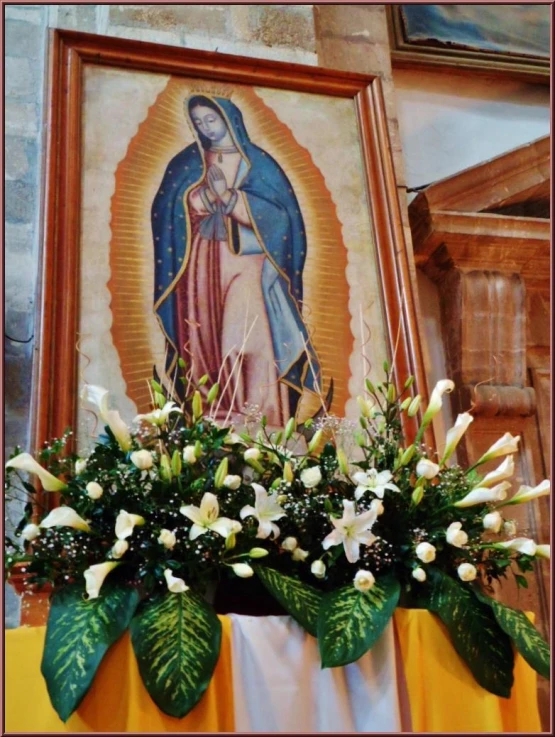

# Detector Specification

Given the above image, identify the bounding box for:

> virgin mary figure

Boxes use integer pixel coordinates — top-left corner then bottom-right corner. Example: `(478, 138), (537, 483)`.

(152, 94), (322, 425)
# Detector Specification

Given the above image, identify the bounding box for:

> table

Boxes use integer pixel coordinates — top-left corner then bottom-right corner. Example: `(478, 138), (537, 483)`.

(5, 609), (541, 733)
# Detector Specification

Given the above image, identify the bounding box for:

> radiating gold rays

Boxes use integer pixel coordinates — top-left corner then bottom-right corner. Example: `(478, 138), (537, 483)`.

(108, 77), (352, 419)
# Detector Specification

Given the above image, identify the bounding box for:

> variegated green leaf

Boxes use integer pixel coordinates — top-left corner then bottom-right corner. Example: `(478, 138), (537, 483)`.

(41, 582), (139, 722)
(427, 570), (514, 697)
(475, 590), (550, 680)
(130, 590), (221, 718)
(318, 573), (400, 668)
(256, 566), (322, 636)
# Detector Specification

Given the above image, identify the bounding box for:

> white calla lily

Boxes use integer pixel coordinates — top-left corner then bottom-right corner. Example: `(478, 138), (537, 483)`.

(240, 483), (286, 540)
(420, 379), (455, 429)
(322, 499), (378, 564)
(231, 563), (254, 578)
(5, 452), (67, 492)
(135, 401), (182, 427)
(453, 481), (510, 508)
(115, 510), (145, 540)
(477, 456), (515, 488)
(21, 523), (41, 541)
(353, 469), (400, 501)
(535, 545), (550, 560)
(474, 432), (520, 467)
(111, 540), (129, 559)
(81, 384), (132, 451)
(440, 412), (474, 464)
(164, 569), (189, 593)
(497, 537), (537, 556)
(503, 479), (550, 506)
(84, 561), (120, 599)
(181, 492), (241, 540)
(40, 506), (91, 532)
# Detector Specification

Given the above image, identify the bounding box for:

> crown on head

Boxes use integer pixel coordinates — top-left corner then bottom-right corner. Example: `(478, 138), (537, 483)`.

(186, 85), (233, 101)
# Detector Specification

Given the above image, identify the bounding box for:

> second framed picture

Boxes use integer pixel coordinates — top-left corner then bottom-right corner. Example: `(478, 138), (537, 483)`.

(38, 30), (427, 451)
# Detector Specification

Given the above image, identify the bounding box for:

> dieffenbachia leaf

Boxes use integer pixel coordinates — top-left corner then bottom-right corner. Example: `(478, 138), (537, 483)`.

(318, 573), (400, 668)
(41, 582), (139, 722)
(130, 590), (221, 718)
(256, 566), (322, 636)
(427, 569), (514, 698)
(475, 589), (550, 680)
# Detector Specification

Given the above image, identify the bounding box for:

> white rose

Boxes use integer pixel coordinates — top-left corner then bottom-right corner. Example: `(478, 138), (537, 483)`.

(416, 459), (440, 480)
(415, 542), (436, 563)
(483, 511), (503, 533)
(503, 520), (517, 537)
(164, 569), (189, 593)
(223, 474), (241, 490)
(183, 445), (197, 464)
(112, 539), (129, 559)
(300, 466), (322, 489)
(445, 521), (468, 548)
(231, 562), (254, 578)
(311, 560), (326, 578)
(75, 459), (88, 475)
(412, 567), (427, 582)
(292, 547), (309, 561)
(282, 536), (298, 551)
(130, 449), (154, 471)
(244, 448), (261, 462)
(86, 481), (104, 500)
(21, 523), (41, 541)
(457, 562), (477, 582)
(353, 569), (376, 592)
(158, 529), (177, 550)
(370, 498), (384, 516)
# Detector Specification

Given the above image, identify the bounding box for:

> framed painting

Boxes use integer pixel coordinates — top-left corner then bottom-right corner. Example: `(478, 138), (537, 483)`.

(35, 29), (428, 460)
(388, 4), (550, 83)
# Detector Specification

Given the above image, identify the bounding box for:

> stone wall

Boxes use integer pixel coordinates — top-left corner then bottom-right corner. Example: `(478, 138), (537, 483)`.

(4, 3), (405, 626)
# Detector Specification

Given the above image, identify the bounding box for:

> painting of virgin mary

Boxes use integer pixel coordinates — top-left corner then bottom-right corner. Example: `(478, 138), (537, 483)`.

(152, 95), (322, 425)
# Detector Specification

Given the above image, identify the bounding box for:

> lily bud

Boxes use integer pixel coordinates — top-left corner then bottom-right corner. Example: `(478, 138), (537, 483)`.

(411, 485), (424, 506)
(365, 378), (375, 394)
(399, 445), (416, 466)
(307, 429), (323, 453)
(225, 532), (237, 550)
(404, 376), (415, 390)
(285, 417), (295, 440)
(206, 383), (219, 404)
(249, 547), (269, 558)
(386, 384), (396, 403)
(214, 457), (229, 489)
(160, 454), (172, 481)
(416, 459), (440, 479)
(171, 450), (182, 477)
(198, 374), (209, 386)
(283, 461), (294, 483)
(336, 448), (350, 475)
(192, 390), (203, 421)
(194, 440), (203, 458)
(154, 391), (166, 409)
(400, 397), (412, 412)
(357, 396), (373, 418)
(407, 395), (421, 417)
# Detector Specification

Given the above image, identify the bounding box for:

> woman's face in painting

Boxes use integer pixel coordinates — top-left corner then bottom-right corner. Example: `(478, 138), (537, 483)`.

(191, 105), (231, 145)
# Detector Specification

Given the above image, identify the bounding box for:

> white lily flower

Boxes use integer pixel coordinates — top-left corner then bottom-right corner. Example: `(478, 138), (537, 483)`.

(111, 540), (129, 559)
(158, 529), (177, 549)
(5, 452), (67, 492)
(84, 561), (120, 599)
(164, 569), (189, 593)
(86, 481), (104, 500)
(478, 456), (515, 488)
(130, 449), (154, 470)
(300, 466), (322, 489)
(353, 569), (376, 592)
(240, 483), (286, 540)
(353, 468), (400, 501)
(21, 523), (41, 541)
(504, 480), (550, 506)
(454, 481), (511, 508)
(135, 401), (182, 426)
(475, 433), (520, 466)
(421, 379), (455, 427)
(115, 510), (145, 540)
(440, 412), (474, 464)
(457, 563), (477, 582)
(535, 545), (550, 560)
(231, 563), (254, 578)
(81, 384), (132, 452)
(416, 459), (440, 480)
(40, 506), (91, 532)
(497, 537), (537, 556)
(322, 499), (378, 564)
(483, 511), (503, 533)
(181, 492), (241, 540)
(75, 459), (88, 475)
(446, 521), (468, 548)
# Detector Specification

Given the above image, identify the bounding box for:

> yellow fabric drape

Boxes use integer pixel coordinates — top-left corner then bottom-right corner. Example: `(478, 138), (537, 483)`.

(5, 616), (235, 733)
(5, 611), (541, 733)
(394, 609), (541, 733)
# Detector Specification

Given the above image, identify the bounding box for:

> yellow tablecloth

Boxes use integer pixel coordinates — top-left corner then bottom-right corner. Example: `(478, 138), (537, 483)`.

(5, 610), (541, 733)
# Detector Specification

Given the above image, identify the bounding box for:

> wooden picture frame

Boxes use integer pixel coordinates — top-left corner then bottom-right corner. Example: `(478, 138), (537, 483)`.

(388, 5), (550, 84)
(34, 29), (429, 476)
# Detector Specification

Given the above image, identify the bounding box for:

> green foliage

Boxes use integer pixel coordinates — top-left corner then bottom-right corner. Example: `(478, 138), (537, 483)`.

(130, 590), (221, 718)
(41, 582), (139, 722)
(318, 574), (400, 668)
(256, 566), (322, 636)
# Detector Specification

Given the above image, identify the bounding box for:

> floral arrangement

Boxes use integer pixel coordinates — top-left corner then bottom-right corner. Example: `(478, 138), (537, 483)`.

(5, 365), (551, 722)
